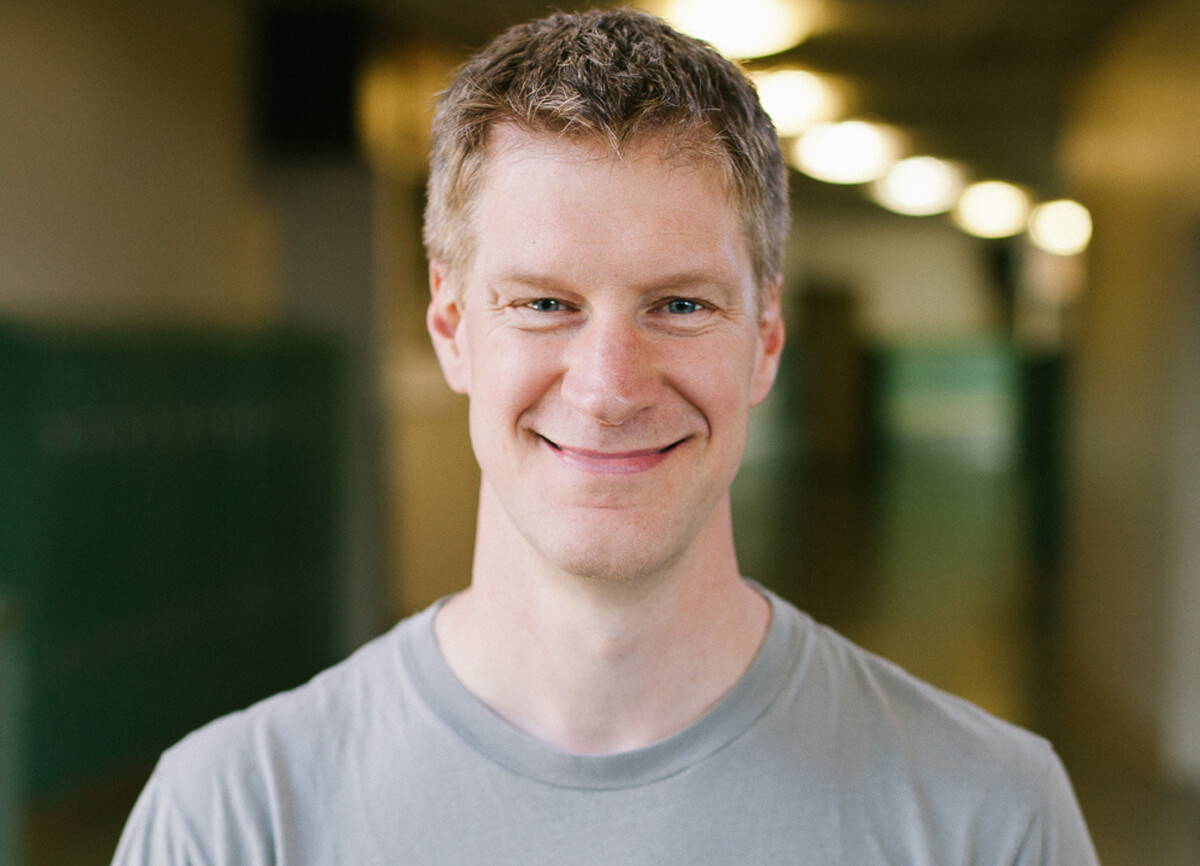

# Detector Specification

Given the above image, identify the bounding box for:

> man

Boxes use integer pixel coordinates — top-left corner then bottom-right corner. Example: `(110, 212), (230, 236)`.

(115, 9), (1098, 863)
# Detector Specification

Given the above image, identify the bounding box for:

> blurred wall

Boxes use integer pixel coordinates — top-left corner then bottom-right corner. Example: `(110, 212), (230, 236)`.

(1, 0), (277, 326)
(374, 175), (478, 619)
(787, 210), (1001, 342)
(1062, 0), (1200, 783)
(360, 40), (479, 619)
(0, 0), (400, 655)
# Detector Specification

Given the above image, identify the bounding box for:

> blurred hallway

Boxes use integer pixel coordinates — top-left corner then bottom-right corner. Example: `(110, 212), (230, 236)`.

(6, 0), (1200, 862)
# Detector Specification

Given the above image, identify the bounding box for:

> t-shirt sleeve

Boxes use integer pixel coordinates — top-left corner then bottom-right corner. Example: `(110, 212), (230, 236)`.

(1011, 749), (1100, 866)
(111, 767), (207, 866)
(110, 738), (276, 866)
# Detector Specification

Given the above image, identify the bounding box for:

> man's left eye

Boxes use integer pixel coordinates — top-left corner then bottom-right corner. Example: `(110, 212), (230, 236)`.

(663, 298), (702, 314)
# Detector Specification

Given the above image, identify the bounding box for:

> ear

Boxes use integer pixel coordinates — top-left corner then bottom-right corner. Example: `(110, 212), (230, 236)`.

(427, 258), (469, 394)
(749, 277), (786, 407)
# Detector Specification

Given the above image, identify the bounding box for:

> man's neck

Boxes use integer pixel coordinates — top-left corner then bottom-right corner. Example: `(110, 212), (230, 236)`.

(433, 494), (770, 755)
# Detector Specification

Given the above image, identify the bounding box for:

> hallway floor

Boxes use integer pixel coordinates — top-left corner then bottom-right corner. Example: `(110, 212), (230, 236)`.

(20, 456), (1200, 864)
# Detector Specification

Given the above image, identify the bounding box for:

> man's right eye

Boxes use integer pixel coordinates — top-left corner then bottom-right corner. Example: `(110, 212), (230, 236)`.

(526, 298), (565, 312)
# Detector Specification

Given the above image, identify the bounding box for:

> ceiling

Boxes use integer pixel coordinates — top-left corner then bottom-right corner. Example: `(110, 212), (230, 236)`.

(370, 0), (1152, 200)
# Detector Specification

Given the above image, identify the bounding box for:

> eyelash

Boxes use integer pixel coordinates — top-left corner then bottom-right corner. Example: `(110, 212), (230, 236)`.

(662, 298), (702, 314)
(522, 298), (706, 314)
(525, 298), (569, 313)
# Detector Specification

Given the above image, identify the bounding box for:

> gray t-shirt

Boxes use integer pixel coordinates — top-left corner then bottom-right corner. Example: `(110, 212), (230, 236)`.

(113, 587), (1098, 864)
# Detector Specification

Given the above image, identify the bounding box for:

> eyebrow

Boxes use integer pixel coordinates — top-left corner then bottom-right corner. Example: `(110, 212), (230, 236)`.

(489, 272), (565, 293)
(490, 268), (743, 296)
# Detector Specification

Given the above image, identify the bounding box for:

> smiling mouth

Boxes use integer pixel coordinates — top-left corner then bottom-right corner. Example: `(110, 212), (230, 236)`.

(537, 435), (686, 456)
(536, 434), (687, 474)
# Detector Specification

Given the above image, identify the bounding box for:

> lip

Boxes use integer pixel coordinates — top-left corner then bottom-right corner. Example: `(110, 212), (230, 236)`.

(537, 435), (685, 475)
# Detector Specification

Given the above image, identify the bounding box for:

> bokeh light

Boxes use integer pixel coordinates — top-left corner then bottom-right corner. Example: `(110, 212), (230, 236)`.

(1029, 199), (1093, 256)
(953, 180), (1030, 238)
(654, 0), (817, 59)
(872, 156), (964, 216)
(752, 69), (842, 136)
(792, 121), (902, 185)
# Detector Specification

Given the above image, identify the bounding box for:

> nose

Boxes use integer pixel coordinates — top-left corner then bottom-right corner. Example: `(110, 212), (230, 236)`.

(559, 312), (661, 426)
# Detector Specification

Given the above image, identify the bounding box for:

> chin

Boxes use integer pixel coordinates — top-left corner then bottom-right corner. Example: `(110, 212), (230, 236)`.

(559, 553), (671, 584)
(529, 517), (694, 584)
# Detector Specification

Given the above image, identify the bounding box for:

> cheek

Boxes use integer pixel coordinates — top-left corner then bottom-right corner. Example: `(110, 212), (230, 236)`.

(667, 335), (758, 417)
(467, 330), (563, 424)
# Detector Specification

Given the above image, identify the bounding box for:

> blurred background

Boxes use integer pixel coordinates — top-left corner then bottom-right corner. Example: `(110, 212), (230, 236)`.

(2, 0), (1199, 862)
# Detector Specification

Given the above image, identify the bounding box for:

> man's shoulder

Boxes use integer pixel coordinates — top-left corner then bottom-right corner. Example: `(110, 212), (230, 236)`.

(113, 609), (445, 863)
(155, 609), (424, 794)
(748, 593), (1096, 863)
(771, 594), (1059, 791)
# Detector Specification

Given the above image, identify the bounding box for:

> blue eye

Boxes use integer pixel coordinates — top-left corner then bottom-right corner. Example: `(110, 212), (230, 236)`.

(664, 298), (701, 314)
(527, 298), (563, 312)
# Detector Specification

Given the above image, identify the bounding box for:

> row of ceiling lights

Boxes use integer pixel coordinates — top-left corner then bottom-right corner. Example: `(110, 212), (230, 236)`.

(642, 0), (1094, 257)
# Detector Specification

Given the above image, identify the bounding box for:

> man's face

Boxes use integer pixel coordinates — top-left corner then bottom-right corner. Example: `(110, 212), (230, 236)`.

(428, 127), (784, 581)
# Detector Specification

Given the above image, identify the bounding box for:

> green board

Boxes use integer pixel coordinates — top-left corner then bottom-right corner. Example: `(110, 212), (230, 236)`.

(0, 326), (343, 799)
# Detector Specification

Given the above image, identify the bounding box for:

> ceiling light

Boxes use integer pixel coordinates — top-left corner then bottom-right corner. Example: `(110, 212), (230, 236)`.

(953, 181), (1030, 239)
(792, 121), (902, 185)
(653, 0), (817, 59)
(1028, 200), (1093, 256)
(751, 69), (842, 137)
(872, 156), (964, 216)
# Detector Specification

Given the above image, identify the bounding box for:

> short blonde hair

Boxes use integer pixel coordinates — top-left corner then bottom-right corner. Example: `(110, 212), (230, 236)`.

(422, 9), (789, 294)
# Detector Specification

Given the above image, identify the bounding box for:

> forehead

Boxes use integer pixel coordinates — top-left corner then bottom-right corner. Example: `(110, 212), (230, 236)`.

(476, 124), (730, 199)
(466, 126), (752, 287)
